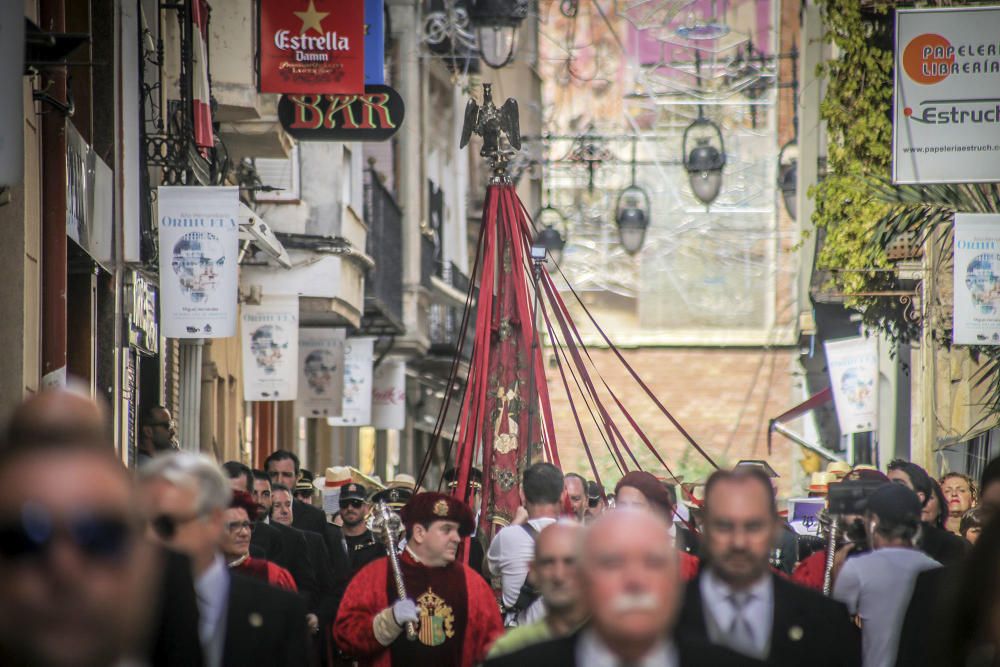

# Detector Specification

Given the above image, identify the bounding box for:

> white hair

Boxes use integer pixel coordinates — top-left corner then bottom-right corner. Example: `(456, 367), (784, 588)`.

(138, 451), (231, 515)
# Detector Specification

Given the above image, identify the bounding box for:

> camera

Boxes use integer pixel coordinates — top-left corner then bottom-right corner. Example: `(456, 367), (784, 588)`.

(827, 478), (885, 515)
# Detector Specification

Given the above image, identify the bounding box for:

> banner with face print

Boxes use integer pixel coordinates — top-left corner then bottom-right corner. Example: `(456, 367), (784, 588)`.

(824, 336), (879, 436)
(241, 295), (299, 401)
(327, 337), (374, 427)
(296, 328), (346, 417)
(954, 214), (1000, 345)
(158, 186), (239, 338)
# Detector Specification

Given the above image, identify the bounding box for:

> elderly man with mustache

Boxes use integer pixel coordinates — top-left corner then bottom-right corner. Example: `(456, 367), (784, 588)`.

(485, 508), (756, 667)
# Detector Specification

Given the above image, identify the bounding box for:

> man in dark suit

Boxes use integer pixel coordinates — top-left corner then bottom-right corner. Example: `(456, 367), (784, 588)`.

(140, 452), (309, 667)
(676, 467), (860, 667)
(264, 449), (330, 533)
(486, 509), (760, 667)
(222, 461), (320, 596)
(222, 572), (308, 667)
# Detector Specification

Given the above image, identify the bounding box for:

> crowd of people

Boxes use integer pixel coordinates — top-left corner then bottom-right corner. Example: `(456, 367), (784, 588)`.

(3, 388), (1000, 667)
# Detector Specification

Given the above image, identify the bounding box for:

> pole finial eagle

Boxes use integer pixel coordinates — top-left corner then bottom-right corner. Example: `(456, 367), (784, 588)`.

(460, 83), (521, 180)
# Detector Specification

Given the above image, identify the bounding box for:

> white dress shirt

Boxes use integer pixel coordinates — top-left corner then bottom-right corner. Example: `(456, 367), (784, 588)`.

(700, 570), (774, 660)
(487, 517), (557, 622)
(195, 554), (231, 667)
(576, 628), (679, 667)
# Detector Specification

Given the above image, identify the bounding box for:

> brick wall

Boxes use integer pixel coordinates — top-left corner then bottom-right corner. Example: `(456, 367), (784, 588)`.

(544, 346), (803, 496)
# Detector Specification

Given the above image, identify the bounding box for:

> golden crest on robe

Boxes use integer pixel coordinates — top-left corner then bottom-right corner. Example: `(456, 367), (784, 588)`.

(416, 588), (455, 647)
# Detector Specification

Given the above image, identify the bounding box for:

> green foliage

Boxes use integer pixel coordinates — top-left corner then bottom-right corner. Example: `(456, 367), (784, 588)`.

(811, 0), (902, 337)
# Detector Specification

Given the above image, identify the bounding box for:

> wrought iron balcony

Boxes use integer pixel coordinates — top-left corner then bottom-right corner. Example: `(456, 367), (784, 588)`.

(361, 168), (405, 335)
(429, 302), (473, 362)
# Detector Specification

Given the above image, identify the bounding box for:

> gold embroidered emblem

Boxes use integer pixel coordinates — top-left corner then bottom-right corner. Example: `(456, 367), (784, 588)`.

(433, 499), (449, 517)
(416, 588), (455, 647)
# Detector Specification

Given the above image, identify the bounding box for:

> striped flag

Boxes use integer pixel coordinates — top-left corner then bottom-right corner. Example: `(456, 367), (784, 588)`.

(191, 0), (214, 151)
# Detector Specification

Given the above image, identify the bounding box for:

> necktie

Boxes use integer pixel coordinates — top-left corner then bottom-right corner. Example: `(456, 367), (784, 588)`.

(726, 592), (757, 657)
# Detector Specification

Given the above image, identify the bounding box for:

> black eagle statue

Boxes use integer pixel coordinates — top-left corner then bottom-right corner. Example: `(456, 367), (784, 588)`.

(460, 83), (521, 176)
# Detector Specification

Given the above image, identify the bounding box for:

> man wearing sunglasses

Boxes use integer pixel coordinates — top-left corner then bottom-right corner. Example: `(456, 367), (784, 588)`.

(338, 483), (385, 575)
(137, 405), (179, 466)
(0, 393), (159, 667)
(140, 452), (307, 667)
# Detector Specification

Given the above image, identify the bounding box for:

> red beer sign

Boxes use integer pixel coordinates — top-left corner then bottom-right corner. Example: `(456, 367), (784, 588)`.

(259, 0), (365, 95)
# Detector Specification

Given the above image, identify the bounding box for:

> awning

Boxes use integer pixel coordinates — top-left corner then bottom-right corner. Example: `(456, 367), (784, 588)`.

(767, 387), (844, 462)
(239, 203), (292, 269)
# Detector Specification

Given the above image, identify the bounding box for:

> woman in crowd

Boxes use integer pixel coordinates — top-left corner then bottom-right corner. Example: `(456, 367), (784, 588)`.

(922, 479), (948, 529)
(614, 470), (699, 580)
(222, 490), (298, 591)
(960, 506), (985, 545)
(941, 472), (977, 536)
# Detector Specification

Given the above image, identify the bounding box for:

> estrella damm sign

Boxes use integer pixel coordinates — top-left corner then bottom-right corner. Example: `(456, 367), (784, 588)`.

(277, 85), (405, 142)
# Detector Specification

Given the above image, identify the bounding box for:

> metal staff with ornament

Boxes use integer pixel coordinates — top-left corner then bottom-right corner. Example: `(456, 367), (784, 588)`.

(370, 501), (417, 641)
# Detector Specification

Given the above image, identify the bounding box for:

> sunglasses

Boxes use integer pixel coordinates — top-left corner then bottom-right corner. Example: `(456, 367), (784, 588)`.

(339, 499), (365, 509)
(151, 512), (203, 541)
(0, 503), (133, 563)
(588, 497), (600, 508)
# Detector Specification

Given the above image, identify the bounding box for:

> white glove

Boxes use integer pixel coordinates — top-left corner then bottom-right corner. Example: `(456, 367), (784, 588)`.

(392, 599), (419, 627)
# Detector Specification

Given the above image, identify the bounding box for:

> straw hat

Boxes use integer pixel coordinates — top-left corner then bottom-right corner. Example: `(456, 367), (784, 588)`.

(825, 461), (852, 480)
(808, 472), (831, 494)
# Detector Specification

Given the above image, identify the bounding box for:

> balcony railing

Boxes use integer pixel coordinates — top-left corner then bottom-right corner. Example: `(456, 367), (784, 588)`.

(362, 168), (405, 334)
(429, 303), (473, 362)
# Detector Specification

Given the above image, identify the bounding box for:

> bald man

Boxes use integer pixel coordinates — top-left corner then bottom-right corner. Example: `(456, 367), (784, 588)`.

(0, 388), (204, 667)
(488, 521), (588, 658)
(0, 393), (155, 667)
(485, 509), (759, 667)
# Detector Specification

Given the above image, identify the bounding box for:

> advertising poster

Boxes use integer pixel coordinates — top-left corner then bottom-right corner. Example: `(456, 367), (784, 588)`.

(824, 336), (879, 436)
(372, 359), (406, 430)
(953, 214), (1000, 345)
(259, 0), (365, 94)
(327, 337), (374, 427)
(158, 186), (239, 338)
(894, 7), (1000, 183)
(296, 328), (346, 417)
(241, 295), (300, 401)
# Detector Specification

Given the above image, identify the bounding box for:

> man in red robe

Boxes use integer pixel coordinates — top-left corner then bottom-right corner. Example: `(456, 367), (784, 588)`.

(334, 492), (503, 667)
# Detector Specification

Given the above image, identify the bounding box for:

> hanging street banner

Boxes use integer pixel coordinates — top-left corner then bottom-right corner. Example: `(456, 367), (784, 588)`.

(277, 85), (405, 141)
(242, 295), (300, 401)
(297, 328), (346, 418)
(327, 337), (374, 427)
(893, 6), (1000, 183)
(259, 0), (365, 95)
(158, 186), (239, 338)
(365, 0), (384, 85)
(824, 336), (879, 436)
(372, 359), (406, 430)
(954, 214), (1000, 345)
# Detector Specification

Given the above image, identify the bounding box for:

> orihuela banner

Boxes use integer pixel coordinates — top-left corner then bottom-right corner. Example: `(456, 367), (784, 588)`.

(296, 328), (346, 418)
(824, 336), (879, 436)
(158, 186), (239, 338)
(327, 337), (374, 427)
(242, 295), (300, 401)
(953, 213), (1000, 345)
(894, 6), (1000, 183)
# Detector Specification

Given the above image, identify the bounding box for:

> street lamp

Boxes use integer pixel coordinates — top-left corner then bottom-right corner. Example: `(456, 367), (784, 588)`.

(468, 0), (528, 68)
(683, 117), (726, 207)
(615, 185), (650, 256)
(777, 140), (798, 221)
(534, 205), (567, 270)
